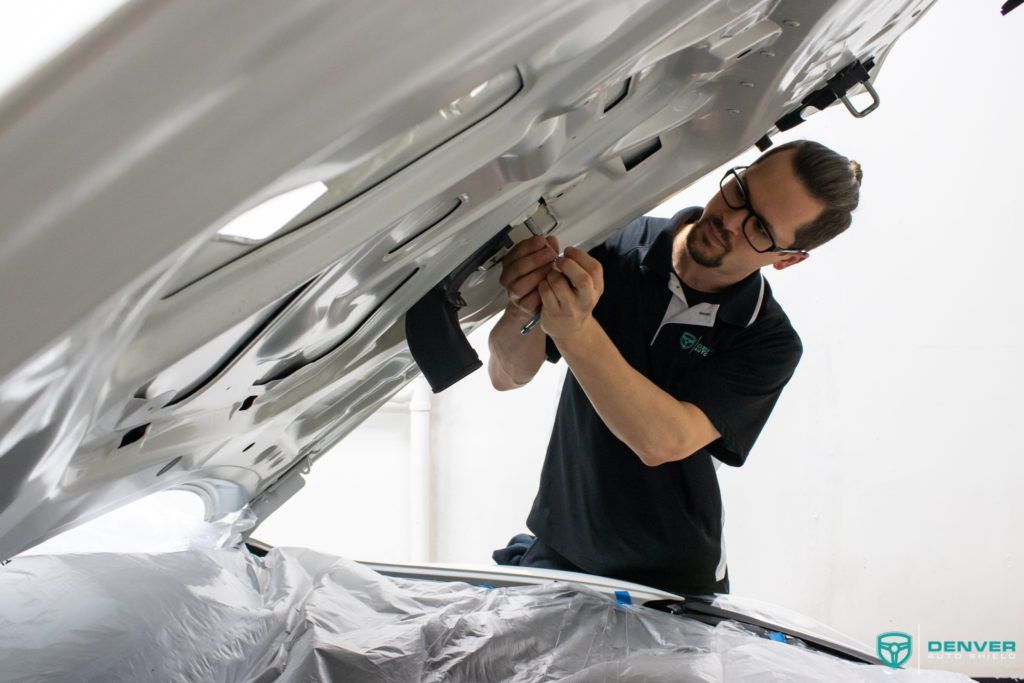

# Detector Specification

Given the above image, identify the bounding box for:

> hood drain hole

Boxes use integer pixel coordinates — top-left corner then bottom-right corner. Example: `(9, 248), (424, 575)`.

(118, 423), (150, 449)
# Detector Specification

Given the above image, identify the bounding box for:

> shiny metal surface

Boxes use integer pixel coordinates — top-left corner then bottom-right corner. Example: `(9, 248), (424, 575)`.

(0, 0), (936, 560)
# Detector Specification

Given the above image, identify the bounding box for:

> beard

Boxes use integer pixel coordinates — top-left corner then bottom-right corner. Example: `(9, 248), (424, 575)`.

(686, 216), (730, 268)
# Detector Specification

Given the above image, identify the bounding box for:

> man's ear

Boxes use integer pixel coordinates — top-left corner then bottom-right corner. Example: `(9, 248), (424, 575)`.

(772, 251), (809, 271)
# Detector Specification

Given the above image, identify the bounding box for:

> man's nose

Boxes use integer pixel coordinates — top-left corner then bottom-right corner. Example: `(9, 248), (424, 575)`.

(720, 207), (745, 235)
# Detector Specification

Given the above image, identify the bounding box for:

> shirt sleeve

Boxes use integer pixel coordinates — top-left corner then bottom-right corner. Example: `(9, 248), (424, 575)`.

(544, 334), (561, 364)
(676, 322), (802, 467)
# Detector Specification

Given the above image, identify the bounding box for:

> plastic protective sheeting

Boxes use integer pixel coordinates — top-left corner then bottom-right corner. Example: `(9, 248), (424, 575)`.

(0, 546), (972, 682)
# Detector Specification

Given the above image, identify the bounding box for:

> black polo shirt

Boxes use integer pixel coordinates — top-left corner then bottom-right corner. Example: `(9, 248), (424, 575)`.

(526, 207), (802, 595)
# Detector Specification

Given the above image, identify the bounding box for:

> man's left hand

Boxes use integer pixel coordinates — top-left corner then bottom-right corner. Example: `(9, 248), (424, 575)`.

(537, 246), (604, 341)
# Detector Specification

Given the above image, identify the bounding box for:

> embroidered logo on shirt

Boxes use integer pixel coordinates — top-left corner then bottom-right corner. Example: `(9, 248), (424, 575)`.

(680, 332), (712, 357)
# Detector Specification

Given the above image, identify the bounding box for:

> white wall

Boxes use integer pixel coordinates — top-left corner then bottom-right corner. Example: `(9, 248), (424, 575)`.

(430, 347), (566, 561)
(257, 399), (414, 562)
(693, 6), (1024, 677)
(261, 3), (1023, 677)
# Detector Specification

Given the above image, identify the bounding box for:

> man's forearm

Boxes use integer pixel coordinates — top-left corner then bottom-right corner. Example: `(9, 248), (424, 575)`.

(488, 304), (548, 390)
(553, 317), (718, 465)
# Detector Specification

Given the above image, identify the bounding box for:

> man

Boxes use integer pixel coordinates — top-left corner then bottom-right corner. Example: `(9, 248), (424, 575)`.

(488, 140), (863, 595)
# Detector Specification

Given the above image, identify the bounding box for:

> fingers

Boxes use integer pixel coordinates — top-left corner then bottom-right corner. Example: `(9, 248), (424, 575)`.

(555, 255), (593, 293)
(501, 245), (555, 286)
(537, 249), (604, 339)
(512, 234), (551, 259)
(517, 290), (541, 315)
(499, 236), (557, 290)
(499, 235), (571, 319)
(504, 234), (551, 266)
(507, 263), (556, 304)
(545, 270), (575, 305)
(537, 278), (560, 314)
(499, 235), (560, 314)
(563, 246), (602, 280)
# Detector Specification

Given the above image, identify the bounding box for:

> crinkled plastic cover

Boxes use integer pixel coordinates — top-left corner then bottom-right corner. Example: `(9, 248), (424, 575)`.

(1, 547), (970, 681)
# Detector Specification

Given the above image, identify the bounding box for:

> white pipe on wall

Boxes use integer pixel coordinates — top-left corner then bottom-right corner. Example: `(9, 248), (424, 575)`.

(408, 377), (433, 562)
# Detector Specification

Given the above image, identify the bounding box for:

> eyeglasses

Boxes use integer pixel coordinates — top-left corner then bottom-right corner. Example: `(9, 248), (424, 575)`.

(718, 167), (802, 254)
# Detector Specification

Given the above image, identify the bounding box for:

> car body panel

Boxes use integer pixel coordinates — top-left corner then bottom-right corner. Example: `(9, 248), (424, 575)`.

(0, 0), (936, 561)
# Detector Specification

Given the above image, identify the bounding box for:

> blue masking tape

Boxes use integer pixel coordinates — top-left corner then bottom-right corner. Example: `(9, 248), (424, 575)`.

(615, 590), (632, 606)
(769, 631), (786, 643)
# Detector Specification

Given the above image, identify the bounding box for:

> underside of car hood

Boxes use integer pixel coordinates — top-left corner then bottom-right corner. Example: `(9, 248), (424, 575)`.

(0, 0), (935, 560)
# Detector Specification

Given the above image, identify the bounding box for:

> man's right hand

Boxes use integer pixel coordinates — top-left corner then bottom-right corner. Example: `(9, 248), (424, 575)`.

(498, 234), (560, 321)
(488, 233), (560, 391)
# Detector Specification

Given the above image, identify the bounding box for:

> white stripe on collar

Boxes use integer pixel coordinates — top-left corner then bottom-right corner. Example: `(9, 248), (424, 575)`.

(650, 275), (719, 345)
(746, 274), (765, 328)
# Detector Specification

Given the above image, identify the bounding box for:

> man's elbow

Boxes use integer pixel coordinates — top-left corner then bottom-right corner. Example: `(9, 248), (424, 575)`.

(635, 407), (719, 466)
(487, 367), (516, 391)
(490, 374), (522, 392)
(635, 449), (676, 467)
(487, 359), (527, 392)
(635, 440), (700, 467)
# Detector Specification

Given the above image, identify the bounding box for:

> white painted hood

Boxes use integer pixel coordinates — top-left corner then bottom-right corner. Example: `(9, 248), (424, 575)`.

(0, 0), (936, 560)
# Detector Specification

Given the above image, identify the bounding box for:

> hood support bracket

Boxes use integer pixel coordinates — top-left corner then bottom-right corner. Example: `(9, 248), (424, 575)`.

(757, 57), (878, 151)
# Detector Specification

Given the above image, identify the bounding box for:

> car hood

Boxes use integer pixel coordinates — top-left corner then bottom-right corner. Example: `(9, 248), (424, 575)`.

(0, 0), (935, 560)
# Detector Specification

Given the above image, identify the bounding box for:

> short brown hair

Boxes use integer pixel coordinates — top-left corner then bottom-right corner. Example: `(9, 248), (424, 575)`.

(755, 140), (862, 250)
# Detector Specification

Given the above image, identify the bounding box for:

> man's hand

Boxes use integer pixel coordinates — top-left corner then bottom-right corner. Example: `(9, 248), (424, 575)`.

(488, 233), (560, 391)
(537, 246), (604, 340)
(498, 234), (560, 321)
(541, 248), (720, 465)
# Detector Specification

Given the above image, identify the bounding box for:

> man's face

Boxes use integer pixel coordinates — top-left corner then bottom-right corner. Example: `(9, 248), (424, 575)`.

(686, 150), (824, 273)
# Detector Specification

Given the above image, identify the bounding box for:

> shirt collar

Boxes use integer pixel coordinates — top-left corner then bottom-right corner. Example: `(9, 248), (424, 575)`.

(640, 206), (766, 328)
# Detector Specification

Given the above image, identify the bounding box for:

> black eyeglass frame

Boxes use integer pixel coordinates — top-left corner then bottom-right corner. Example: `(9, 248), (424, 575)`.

(719, 166), (804, 254)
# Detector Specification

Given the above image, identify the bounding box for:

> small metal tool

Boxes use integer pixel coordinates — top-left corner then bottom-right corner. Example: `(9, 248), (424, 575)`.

(521, 312), (541, 335)
(520, 218), (547, 335)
